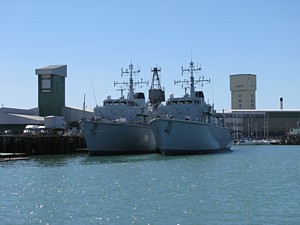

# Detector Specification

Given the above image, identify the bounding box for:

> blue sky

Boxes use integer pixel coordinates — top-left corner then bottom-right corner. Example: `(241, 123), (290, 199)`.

(1, 0), (299, 111)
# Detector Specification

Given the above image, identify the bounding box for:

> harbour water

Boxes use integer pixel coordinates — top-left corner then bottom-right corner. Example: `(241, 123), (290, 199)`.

(1, 145), (299, 225)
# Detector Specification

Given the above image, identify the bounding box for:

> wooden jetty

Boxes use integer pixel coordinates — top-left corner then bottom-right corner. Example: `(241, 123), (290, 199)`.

(0, 134), (87, 155)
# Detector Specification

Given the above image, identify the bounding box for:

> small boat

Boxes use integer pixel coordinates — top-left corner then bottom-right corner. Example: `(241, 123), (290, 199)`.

(236, 139), (271, 145)
(256, 139), (271, 145)
(149, 60), (233, 155)
(270, 139), (280, 145)
(82, 63), (157, 155)
(236, 139), (258, 145)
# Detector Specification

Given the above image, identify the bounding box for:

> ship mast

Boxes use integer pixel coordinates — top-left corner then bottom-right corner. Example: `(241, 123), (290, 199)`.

(114, 62), (147, 101)
(175, 60), (210, 98)
(149, 67), (165, 108)
(150, 67), (162, 90)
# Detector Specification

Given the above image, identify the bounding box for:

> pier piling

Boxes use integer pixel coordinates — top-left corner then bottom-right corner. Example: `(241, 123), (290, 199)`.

(0, 134), (86, 155)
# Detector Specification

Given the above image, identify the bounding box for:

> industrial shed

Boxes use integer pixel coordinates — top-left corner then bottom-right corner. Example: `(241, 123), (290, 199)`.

(0, 107), (44, 132)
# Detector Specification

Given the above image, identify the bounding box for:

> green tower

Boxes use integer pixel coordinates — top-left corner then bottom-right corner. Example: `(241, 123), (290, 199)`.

(35, 65), (67, 117)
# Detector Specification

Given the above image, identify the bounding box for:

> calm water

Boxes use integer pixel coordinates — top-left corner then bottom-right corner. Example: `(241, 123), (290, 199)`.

(1, 145), (299, 225)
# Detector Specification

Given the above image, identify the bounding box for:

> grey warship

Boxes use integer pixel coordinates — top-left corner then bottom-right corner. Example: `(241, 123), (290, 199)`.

(149, 60), (233, 155)
(82, 63), (157, 155)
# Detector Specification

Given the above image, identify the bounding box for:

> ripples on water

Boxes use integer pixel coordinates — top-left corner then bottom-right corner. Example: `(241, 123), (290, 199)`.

(1, 146), (299, 224)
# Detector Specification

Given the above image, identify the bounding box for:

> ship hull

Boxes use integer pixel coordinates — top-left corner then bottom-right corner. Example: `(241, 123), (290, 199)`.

(149, 118), (233, 155)
(82, 120), (158, 155)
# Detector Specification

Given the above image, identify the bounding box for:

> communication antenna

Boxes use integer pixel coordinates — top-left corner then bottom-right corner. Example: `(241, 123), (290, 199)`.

(81, 93), (87, 119)
(211, 74), (214, 105)
(89, 74), (98, 107)
(114, 62), (148, 101)
(174, 60), (210, 97)
(116, 86), (126, 99)
(82, 94), (86, 111)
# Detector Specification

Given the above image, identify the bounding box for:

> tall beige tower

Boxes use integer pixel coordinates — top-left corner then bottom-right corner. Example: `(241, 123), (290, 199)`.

(230, 74), (256, 109)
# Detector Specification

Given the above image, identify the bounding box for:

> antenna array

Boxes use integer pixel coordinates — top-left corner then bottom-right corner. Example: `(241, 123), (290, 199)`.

(174, 60), (210, 97)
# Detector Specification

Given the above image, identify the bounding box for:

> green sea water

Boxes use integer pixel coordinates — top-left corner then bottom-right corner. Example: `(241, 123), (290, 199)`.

(1, 145), (299, 224)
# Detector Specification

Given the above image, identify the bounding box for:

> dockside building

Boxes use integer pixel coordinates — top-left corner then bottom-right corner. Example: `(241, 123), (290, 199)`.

(223, 109), (300, 140)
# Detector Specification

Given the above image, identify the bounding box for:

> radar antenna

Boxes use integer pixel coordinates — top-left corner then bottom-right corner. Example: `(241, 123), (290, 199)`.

(174, 60), (210, 97)
(114, 62), (148, 101)
(116, 86), (126, 99)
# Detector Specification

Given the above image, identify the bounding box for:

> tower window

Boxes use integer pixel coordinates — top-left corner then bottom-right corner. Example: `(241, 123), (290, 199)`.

(41, 74), (51, 92)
